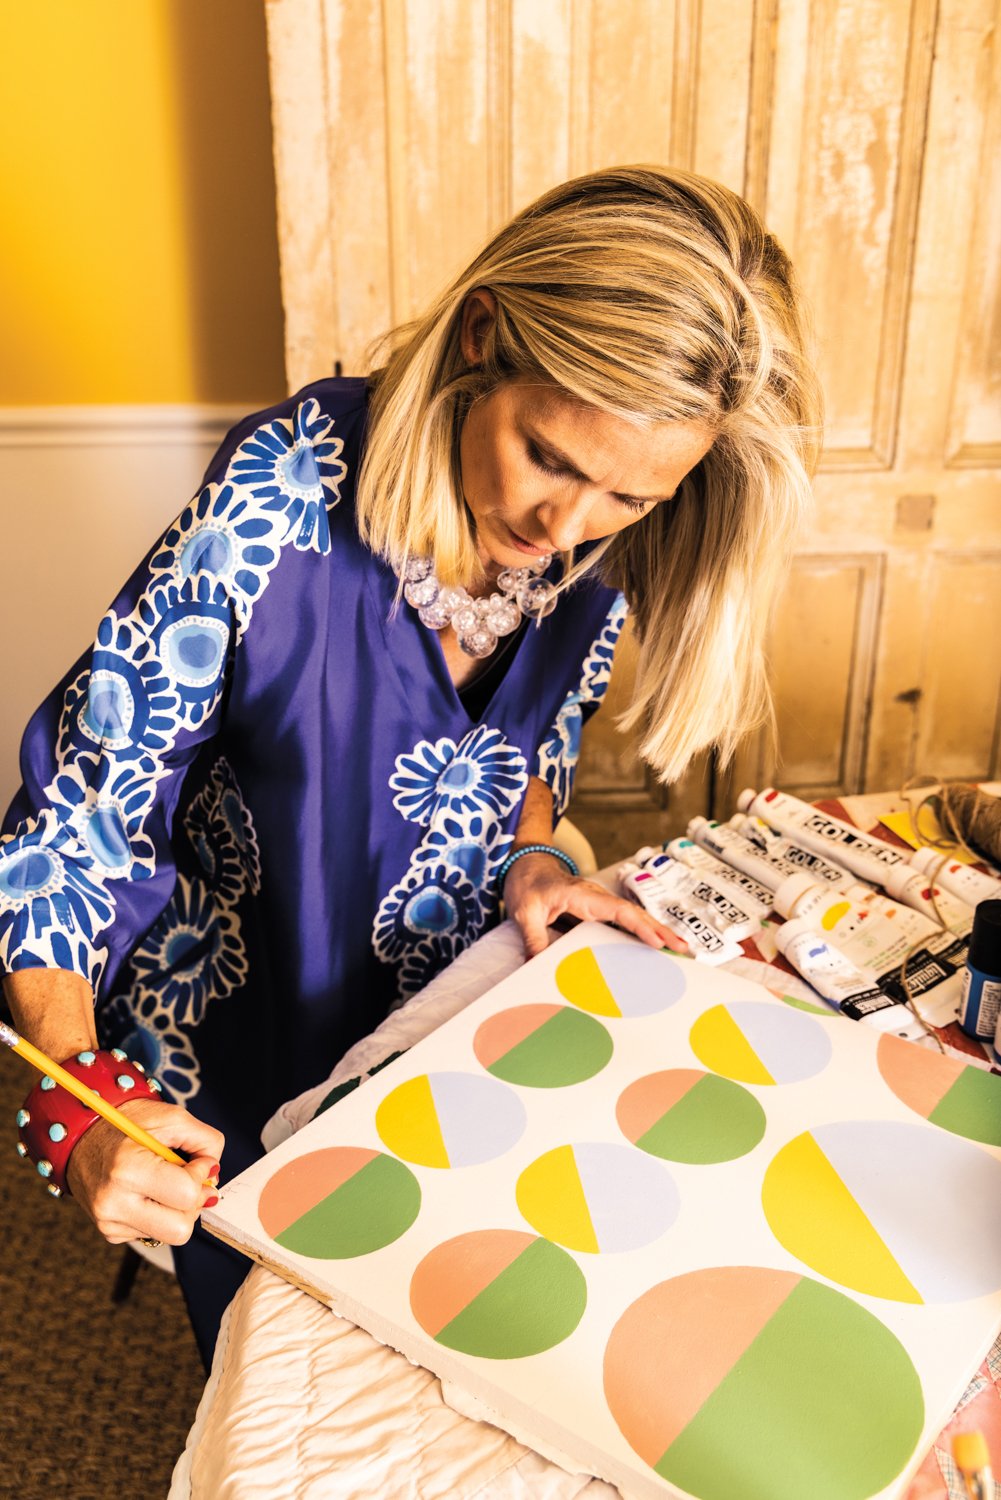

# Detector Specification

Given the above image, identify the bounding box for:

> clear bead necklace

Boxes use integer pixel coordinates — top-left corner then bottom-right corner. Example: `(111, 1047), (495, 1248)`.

(399, 554), (557, 659)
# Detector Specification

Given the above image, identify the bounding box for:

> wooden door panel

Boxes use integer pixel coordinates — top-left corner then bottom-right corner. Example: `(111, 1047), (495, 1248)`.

(510, 0), (573, 211)
(695, 0), (755, 190)
(395, 0), (493, 317)
(265, 0), (1001, 854)
(946, 9), (1001, 467)
(914, 553), (1001, 780)
(768, 553), (884, 794)
(585, 0), (678, 172)
(770, 0), (937, 468)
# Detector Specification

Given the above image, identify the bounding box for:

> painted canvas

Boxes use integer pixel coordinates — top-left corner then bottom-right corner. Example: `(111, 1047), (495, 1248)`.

(205, 922), (1001, 1500)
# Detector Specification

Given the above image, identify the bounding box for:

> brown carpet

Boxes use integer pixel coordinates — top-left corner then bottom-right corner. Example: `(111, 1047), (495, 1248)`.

(0, 1040), (205, 1500)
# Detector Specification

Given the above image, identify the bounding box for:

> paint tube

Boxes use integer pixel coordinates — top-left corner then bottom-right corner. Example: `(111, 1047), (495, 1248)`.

(664, 838), (774, 917)
(617, 866), (743, 965)
(773, 870), (968, 1025)
(844, 882), (939, 929)
(881, 865), (974, 938)
(736, 788), (908, 886)
(637, 853), (759, 942)
(773, 920), (919, 1033)
(963, 901), (1001, 1039)
(729, 816), (860, 893)
(773, 873), (937, 979)
(909, 847), (1001, 907)
(687, 816), (803, 891)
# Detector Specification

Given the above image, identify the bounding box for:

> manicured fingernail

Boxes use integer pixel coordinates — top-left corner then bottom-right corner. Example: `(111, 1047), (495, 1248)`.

(202, 1195), (219, 1209)
(209, 1164), (220, 1177)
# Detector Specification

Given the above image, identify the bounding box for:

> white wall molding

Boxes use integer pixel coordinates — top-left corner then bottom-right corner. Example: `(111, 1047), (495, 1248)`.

(0, 403), (254, 448)
(1, 402), (258, 817)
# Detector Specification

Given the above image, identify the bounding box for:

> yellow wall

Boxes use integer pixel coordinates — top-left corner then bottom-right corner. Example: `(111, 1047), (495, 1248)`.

(0, 1), (286, 405)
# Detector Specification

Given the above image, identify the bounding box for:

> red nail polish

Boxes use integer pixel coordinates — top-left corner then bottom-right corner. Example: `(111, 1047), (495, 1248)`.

(209, 1164), (220, 1177)
(202, 1195), (219, 1209)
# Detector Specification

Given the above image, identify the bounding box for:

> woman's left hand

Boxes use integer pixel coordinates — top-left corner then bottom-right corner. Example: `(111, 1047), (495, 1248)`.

(503, 851), (688, 960)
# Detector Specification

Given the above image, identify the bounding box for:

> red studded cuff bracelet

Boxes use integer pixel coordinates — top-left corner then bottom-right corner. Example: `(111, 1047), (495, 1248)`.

(16, 1049), (161, 1198)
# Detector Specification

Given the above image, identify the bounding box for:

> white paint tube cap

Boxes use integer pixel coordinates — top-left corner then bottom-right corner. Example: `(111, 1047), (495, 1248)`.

(736, 788), (757, 813)
(909, 847), (944, 877)
(882, 864), (920, 900)
(633, 846), (658, 864)
(687, 815), (709, 839)
(772, 917), (815, 957)
(773, 870), (821, 919)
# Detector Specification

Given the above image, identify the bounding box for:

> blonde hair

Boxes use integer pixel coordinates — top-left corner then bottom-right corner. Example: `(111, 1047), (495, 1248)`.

(357, 165), (822, 783)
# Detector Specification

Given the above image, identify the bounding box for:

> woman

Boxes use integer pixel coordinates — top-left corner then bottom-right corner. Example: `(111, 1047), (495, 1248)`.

(1, 166), (820, 1364)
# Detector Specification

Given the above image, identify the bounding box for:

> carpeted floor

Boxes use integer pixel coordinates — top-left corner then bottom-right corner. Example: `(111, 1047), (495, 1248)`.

(0, 1037), (206, 1500)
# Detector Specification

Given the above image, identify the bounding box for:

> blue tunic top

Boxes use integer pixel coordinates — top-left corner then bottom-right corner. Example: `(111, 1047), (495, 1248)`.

(0, 379), (625, 1167)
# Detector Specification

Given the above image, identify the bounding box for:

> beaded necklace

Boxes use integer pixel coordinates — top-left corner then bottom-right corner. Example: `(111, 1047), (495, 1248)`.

(399, 555), (557, 659)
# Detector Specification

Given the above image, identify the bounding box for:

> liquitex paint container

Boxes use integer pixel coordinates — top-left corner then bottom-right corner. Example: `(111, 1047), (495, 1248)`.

(958, 899), (1001, 1040)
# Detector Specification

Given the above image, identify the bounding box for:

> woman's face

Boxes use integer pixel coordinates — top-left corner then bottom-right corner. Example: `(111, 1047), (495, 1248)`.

(458, 293), (715, 569)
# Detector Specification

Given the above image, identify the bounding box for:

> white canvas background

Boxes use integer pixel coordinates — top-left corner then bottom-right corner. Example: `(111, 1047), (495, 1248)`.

(205, 923), (1001, 1500)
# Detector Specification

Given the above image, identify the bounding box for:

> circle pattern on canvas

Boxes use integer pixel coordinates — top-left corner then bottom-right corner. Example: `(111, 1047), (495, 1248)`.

(689, 1000), (831, 1085)
(616, 1069), (766, 1163)
(762, 1119), (1001, 1302)
(410, 1229), (586, 1358)
(375, 1071), (526, 1167)
(877, 1031), (1001, 1148)
(516, 1141), (680, 1254)
(473, 1004), (613, 1087)
(555, 943), (687, 1018)
(257, 1147), (420, 1258)
(603, 1266), (923, 1500)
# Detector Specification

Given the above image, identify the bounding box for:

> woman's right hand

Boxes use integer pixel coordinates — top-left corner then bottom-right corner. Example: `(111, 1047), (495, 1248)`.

(66, 1096), (224, 1246)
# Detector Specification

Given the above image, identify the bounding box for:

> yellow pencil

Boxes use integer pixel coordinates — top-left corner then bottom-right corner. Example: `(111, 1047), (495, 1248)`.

(1, 1017), (186, 1168)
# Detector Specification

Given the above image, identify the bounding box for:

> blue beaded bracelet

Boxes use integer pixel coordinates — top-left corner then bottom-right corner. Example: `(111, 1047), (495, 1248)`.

(497, 843), (579, 886)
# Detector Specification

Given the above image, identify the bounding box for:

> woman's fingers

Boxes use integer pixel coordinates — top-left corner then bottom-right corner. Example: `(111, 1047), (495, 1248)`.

(558, 879), (688, 953)
(505, 857), (689, 958)
(114, 1146), (215, 1209)
(605, 895), (687, 952)
(91, 1189), (216, 1247)
(66, 1099), (224, 1246)
(515, 896), (553, 960)
(120, 1096), (225, 1164)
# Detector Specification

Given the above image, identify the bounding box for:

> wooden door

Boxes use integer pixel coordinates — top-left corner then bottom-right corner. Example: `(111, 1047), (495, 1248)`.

(265, 0), (1001, 867)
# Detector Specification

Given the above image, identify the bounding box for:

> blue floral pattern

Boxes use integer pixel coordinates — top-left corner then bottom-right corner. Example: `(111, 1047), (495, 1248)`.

(124, 876), (246, 1028)
(390, 725), (529, 824)
(99, 991), (204, 1102)
(0, 812), (113, 990)
(1, 399), (343, 1084)
(533, 593), (629, 815)
(225, 397), (347, 554)
(97, 757), (259, 1100)
(184, 757), (262, 904)
(375, 730), (527, 999)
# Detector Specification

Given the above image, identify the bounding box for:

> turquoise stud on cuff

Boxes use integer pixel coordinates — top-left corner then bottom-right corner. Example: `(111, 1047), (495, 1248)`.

(117, 1075), (135, 1091)
(16, 1143), (27, 1159)
(77, 1051), (96, 1066)
(40, 1076), (56, 1091)
(16, 1108), (29, 1127)
(149, 1078), (162, 1094)
(48, 1123), (68, 1143)
(37, 1159), (53, 1178)
(47, 1183), (63, 1198)
(110, 1049), (127, 1061)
